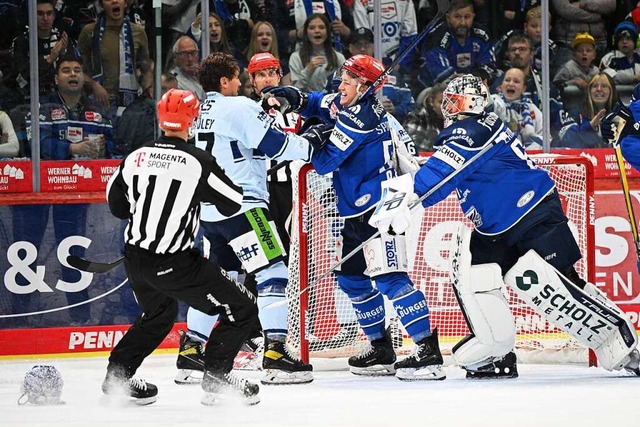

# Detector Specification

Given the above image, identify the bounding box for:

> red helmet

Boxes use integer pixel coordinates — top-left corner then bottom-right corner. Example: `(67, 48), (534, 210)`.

(248, 53), (281, 76)
(341, 54), (387, 92)
(157, 89), (200, 131)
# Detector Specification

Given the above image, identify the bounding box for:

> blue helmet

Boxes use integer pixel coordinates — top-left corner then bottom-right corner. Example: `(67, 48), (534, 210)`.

(18, 365), (64, 405)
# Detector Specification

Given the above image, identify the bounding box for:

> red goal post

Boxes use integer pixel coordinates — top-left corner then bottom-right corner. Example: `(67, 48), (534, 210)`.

(287, 154), (596, 366)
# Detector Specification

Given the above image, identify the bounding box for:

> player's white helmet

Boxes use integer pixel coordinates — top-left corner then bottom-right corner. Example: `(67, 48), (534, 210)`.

(441, 74), (488, 126)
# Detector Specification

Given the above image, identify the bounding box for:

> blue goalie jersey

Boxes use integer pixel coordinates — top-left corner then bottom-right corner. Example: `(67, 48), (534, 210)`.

(414, 112), (555, 235)
(302, 91), (415, 218)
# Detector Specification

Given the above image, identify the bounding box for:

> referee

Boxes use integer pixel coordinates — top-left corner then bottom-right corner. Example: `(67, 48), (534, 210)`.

(101, 89), (260, 406)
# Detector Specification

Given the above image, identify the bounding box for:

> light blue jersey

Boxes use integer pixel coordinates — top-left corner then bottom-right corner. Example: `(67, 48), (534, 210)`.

(194, 91), (313, 222)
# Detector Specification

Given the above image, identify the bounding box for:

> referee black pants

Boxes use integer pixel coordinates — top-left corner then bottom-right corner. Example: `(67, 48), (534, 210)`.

(108, 246), (258, 376)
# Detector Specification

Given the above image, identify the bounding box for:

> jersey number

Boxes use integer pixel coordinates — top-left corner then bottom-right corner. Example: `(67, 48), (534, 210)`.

(197, 132), (243, 161)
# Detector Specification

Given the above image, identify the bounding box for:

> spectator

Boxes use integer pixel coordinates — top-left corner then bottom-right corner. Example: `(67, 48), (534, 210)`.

(169, 36), (205, 101)
(239, 69), (253, 97)
(600, 21), (640, 85)
(344, 27), (415, 123)
(0, 109), (19, 158)
(501, 0), (540, 34)
(352, 0), (417, 70)
(161, 0), (200, 58)
(493, 6), (559, 77)
(11, 0), (78, 100)
(78, 0), (153, 120)
(161, 71), (179, 94)
(27, 53), (114, 160)
(560, 72), (618, 149)
(289, 0), (352, 54)
(212, 0), (258, 59)
(491, 33), (575, 147)
(187, 12), (234, 58)
(551, 0), (616, 65)
(288, 13), (345, 92)
(403, 81), (446, 152)
(246, 21), (290, 80)
(252, 0), (291, 63)
(418, 0), (495, 89)
(554, 32), (599, 92)
(0, 0), (25, 52)
(492, 67), (543, 149)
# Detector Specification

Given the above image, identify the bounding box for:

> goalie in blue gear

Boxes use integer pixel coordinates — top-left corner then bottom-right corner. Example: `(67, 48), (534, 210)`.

(374, 74), (639, 379)
(264, 54), (446, 381)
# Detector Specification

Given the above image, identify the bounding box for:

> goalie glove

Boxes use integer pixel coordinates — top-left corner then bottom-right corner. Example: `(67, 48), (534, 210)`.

(601, 103), (640, 146)
(369, 174), (416, 236)
(261, 85), (308, 114)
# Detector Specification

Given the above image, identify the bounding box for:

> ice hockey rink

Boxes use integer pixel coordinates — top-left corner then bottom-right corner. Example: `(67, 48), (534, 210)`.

(1, 353), (638, 427)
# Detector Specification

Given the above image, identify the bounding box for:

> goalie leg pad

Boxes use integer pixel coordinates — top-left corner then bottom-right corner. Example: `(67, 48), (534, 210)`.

(363, 235), (409, 277)
(505, 250), (638, 371)
(449, 224), (515, 367)
(452, 264), (516, 367)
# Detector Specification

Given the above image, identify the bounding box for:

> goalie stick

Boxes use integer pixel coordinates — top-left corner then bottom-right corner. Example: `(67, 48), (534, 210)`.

(67, 255), (124, 273)
(267, 0), (450, 177)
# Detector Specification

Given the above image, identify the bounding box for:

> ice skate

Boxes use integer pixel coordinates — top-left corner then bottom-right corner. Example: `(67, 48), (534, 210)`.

(101, 369), (157, 406)
(308, 323), (359, 351)
(175, 330), (205, 385)
(234, 336), (264, 371)
(394, 329), (445, 381)
(261, 338), (313, 385)
(201, 370), (260, 406)
(465, 351), (518, 380)
(348, 332), (396, 376)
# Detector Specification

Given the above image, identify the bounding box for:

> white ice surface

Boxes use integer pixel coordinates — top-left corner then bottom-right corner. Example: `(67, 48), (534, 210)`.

(1, 353), (639, 427)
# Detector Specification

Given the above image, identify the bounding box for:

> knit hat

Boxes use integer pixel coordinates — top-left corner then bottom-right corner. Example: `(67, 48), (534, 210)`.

(614, 21), (639, 45)
(571, 32), (595, 49)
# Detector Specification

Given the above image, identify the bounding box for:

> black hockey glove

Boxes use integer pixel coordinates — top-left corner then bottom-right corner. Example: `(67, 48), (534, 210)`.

(261, 85), (308, 114)
(601, 103), (639, 146)
(300, 123), (333, 152)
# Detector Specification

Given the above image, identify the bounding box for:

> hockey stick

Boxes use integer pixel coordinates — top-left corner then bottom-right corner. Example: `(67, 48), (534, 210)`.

(66, 255), (124, 273)
(614, 145), (640, 274)
(264, 137), (500, 309)
(266, 0), (450, 177)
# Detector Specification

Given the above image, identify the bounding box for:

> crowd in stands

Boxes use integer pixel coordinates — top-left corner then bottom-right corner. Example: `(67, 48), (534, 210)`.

(2, 0), (640, 160)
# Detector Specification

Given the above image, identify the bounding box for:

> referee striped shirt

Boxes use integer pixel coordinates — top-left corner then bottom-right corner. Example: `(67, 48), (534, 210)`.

(106, 136), (243, 254)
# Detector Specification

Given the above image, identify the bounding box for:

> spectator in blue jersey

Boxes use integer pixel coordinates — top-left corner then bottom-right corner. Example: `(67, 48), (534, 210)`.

(418, 0), (496, 89)
(27, 53), (115, 160)
(263, 54), (445, 381)
(600, 21), (640, 86)
(559, 72), (618, 149)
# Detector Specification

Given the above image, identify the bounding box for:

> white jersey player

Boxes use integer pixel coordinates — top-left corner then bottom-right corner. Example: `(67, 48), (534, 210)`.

(372, 74), (640, 378)
(176, 52), (331, 386)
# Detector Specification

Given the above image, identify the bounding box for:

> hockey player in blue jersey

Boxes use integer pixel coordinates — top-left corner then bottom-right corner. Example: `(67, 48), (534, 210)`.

(263, 54), (446, 381)
(372, 74), (640, 378)
(601, 84), (640, 171)
(176, 52), (332, 386)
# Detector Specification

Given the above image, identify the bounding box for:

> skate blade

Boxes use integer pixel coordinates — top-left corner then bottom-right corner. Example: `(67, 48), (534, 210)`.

(349, 364), (396, 376)
(261, 369), (314, 385)
(396, 365), (446, 381)
(100, 393), (157, 406)
(201, 391), (261, 406)
(174, 369), (203, 385)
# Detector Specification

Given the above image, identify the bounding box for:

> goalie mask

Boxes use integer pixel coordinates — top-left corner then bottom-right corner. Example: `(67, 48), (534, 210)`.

(441, 74), (488, 127)
(18, 365), (64, 405)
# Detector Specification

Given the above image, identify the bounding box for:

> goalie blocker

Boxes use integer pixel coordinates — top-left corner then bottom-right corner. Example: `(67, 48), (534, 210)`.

(505, 250), (640, 374)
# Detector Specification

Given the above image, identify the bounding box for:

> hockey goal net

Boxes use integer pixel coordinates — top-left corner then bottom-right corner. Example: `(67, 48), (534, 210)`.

(287, 154), (595, 365)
